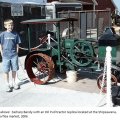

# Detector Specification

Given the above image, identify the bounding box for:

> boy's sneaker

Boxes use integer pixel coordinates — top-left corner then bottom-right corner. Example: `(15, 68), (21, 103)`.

(6, 86), (12, 92)
(13, 84), (20, 90)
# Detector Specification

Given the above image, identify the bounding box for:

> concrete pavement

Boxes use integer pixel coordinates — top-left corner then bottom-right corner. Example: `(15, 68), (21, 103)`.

(0, 56), (106, 107)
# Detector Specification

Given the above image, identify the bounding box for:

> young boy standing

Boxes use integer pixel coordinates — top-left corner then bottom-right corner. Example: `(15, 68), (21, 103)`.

(0, 19), (21, 92)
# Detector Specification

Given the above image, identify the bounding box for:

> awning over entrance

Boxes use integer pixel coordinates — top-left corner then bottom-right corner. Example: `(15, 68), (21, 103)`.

(59, 0), (93, 5)
(0, 0), (47, 6)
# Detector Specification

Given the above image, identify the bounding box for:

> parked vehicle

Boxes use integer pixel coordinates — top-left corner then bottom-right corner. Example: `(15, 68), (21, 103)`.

(20, 17), (120, 93)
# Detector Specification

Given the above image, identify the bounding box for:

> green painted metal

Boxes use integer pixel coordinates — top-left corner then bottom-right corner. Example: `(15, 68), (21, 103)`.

(56, 22), (62, 72)
(22, 18), (120, 73)
(70, 40), (95, 67)
(27, 25), (31, 52)
(64, 38), (77, 48)
(21, 18), (78, 72)
(98, 46), (116, 62)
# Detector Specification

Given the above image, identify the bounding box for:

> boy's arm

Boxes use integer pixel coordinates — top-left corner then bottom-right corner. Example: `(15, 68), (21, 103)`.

(17, 44), (19, 53)
(16, 33), (21, 54)
(0, 44), (3, 56)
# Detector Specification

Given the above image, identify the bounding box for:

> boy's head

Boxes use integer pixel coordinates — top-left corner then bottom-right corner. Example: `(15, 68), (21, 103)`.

(4, 19), (14, 32)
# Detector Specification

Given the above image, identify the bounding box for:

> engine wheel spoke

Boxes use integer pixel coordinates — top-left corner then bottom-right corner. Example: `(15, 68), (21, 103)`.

(71, 41), (94, 67)
(26, 53), (55, 84)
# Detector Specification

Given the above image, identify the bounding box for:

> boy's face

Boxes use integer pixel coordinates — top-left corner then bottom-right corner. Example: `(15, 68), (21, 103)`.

(4, 23), (14, 32)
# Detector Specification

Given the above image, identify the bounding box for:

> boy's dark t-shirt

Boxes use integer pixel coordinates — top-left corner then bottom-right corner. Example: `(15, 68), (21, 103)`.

(0, 31), (21, 59)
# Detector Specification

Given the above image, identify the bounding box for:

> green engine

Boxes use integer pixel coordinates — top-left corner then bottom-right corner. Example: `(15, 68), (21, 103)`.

(51, 27), (120, 72)
(50, 37), (96, 71)
(21, 18), (120, 85)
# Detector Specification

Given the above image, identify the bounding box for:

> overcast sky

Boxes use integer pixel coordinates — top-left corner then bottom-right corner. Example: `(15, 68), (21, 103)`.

(113, 0), (120, 12)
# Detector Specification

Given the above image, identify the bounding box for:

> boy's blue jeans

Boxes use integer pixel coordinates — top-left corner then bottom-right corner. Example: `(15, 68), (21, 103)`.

(2, 55), (19, 73)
